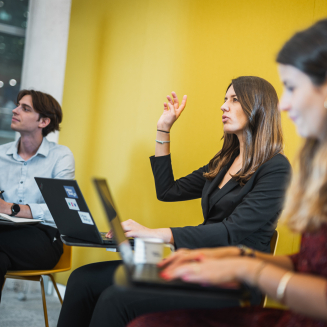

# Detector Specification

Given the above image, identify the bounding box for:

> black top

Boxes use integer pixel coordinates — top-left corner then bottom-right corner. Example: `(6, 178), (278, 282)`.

(150, 153), (291, 253)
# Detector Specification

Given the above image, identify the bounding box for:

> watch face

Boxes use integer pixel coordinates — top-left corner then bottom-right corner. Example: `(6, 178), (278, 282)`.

(12, 204), (20, 213)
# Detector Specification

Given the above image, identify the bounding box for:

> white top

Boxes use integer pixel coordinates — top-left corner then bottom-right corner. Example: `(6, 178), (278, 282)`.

(0, 137), (75, 228)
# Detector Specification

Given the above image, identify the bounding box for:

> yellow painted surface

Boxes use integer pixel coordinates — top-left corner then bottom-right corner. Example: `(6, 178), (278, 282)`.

(54, 0), (327, 292)
(264, 224), (301, 309)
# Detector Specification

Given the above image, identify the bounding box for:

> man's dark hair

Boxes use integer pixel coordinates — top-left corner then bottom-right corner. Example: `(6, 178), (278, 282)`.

(17, 89), (63, 137)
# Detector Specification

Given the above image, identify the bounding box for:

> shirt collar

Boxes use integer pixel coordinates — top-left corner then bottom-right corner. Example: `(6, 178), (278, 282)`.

(35, 138), (50, 157)
(6, 137), (50, 161)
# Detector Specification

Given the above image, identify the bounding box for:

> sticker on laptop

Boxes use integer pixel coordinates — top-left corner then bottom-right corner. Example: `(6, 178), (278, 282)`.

(64, 186), (78, 199)
(65, 198), (80, 211)
(78, 211), (94, 225)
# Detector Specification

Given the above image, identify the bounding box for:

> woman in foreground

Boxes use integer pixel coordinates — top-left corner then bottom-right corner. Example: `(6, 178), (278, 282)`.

(128, 18), (327, 327)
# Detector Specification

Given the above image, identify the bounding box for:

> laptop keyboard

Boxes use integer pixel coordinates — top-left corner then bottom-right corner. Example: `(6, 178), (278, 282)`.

(100, 232), (115, 244)
(100, 232), (111, 239)
(100, 232), (134, 246)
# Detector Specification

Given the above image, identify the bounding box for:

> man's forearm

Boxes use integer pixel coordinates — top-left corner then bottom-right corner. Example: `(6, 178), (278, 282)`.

(16, 204), (33, 218)
(1, 202), (33, 218)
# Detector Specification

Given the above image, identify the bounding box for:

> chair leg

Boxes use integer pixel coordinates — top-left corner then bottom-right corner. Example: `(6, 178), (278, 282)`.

(2, 277), (6, 291)
(48, 274), (63, 305)
(40, 276), (49, 327)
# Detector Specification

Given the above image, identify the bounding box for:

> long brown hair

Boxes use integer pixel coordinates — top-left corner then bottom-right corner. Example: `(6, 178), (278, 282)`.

(277, 19), (327, 232)
(204, 76), (284, 185)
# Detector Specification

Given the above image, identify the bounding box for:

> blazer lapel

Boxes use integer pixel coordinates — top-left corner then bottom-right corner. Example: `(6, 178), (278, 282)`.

(201, 166), (227, 219)
(208, 178), (239, 212)
(201, 153), (239, 219)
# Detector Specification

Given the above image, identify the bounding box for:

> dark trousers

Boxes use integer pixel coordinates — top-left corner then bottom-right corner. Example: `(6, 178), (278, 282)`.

(58, 261), (262, 327)
(0, 224), (63, 301)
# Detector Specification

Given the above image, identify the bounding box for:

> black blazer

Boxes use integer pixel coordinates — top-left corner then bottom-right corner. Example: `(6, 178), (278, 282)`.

(150, 153), (291, 253)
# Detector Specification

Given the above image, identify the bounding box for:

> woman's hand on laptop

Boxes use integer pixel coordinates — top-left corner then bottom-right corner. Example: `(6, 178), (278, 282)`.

(160, 256), (254, 286)
(105, 219), (152, 239)
(106, 219), (174, 243)
(158, 247), (241, 273)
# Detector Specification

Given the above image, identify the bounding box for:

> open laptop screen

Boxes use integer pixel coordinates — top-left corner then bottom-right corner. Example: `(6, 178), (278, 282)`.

(93, 178), (134, 268)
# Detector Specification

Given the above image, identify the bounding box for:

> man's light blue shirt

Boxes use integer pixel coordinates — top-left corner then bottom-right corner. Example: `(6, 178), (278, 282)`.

(0, 137), (75, 228)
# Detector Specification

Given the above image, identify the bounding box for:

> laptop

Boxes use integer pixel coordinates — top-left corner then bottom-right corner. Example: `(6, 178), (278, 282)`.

(35, 177), (117, 246)
(93, 178), (249, 300)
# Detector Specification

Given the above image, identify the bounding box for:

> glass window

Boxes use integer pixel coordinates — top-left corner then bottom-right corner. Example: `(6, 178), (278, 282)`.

(0, 0), (29, 145)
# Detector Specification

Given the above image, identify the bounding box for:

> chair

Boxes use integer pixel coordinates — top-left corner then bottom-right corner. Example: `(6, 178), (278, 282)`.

(3, 243), (72, 327)
(261, 229), (279, 307)
(269, 229), (279, 255)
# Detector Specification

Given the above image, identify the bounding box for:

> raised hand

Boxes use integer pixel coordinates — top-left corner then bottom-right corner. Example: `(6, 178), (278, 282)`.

(157, 92), (187, 132)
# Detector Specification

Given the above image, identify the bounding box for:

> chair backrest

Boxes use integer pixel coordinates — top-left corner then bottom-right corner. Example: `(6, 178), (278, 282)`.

(270, 230), (279, 255)
(53, 243), (72, 270)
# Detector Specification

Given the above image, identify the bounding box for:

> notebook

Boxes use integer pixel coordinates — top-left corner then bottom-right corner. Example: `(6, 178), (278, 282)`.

(0, 213), (42, 225)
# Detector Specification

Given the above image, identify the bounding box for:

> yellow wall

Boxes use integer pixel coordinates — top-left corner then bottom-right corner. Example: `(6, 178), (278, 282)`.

(55, 0), (327, 285)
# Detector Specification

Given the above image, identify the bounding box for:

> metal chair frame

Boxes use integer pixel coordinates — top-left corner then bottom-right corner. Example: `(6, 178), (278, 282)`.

(3, 243), (72, 327)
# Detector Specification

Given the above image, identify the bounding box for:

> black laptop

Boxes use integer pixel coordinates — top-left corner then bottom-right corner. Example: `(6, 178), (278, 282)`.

(35, 177), (117, 246)
(93, 178), (249, 300)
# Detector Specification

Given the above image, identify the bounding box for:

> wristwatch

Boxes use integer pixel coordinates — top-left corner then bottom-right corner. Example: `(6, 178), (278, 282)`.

(10, 203), (20, 216)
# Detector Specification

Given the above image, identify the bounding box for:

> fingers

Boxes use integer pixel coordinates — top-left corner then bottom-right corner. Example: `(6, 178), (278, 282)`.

(121, 221), (130, 232)
(167, 92), (187, 110)
(125, 231), (135, 238)
(161, 252), (205, 276)
(121, 219), (149, 238)
(105, 230), (113, 238)
(157, 250), (186, 268)
(180, 95), (187, 109)
(158, 248), (203, 271)
(121, 219), (137, 231)
(161, 262), (204, 283)
(163, 92), (187, 120)
(166, 97), (175, 113)
(171, 92), (179, 109)
(166, 95), (175, 114)
(169, 92), (187, 109)
(166, 95), (174, 105)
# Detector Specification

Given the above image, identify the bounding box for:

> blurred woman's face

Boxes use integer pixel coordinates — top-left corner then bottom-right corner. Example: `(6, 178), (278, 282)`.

(221, 85), (248, 136)
(278, 64), (327, 139)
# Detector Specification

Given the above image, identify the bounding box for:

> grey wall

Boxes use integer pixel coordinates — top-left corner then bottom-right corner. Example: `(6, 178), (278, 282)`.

(20, 0), (72, 143)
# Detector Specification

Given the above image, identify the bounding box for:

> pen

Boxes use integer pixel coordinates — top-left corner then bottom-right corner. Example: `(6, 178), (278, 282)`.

(0, 190), (4, 200)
